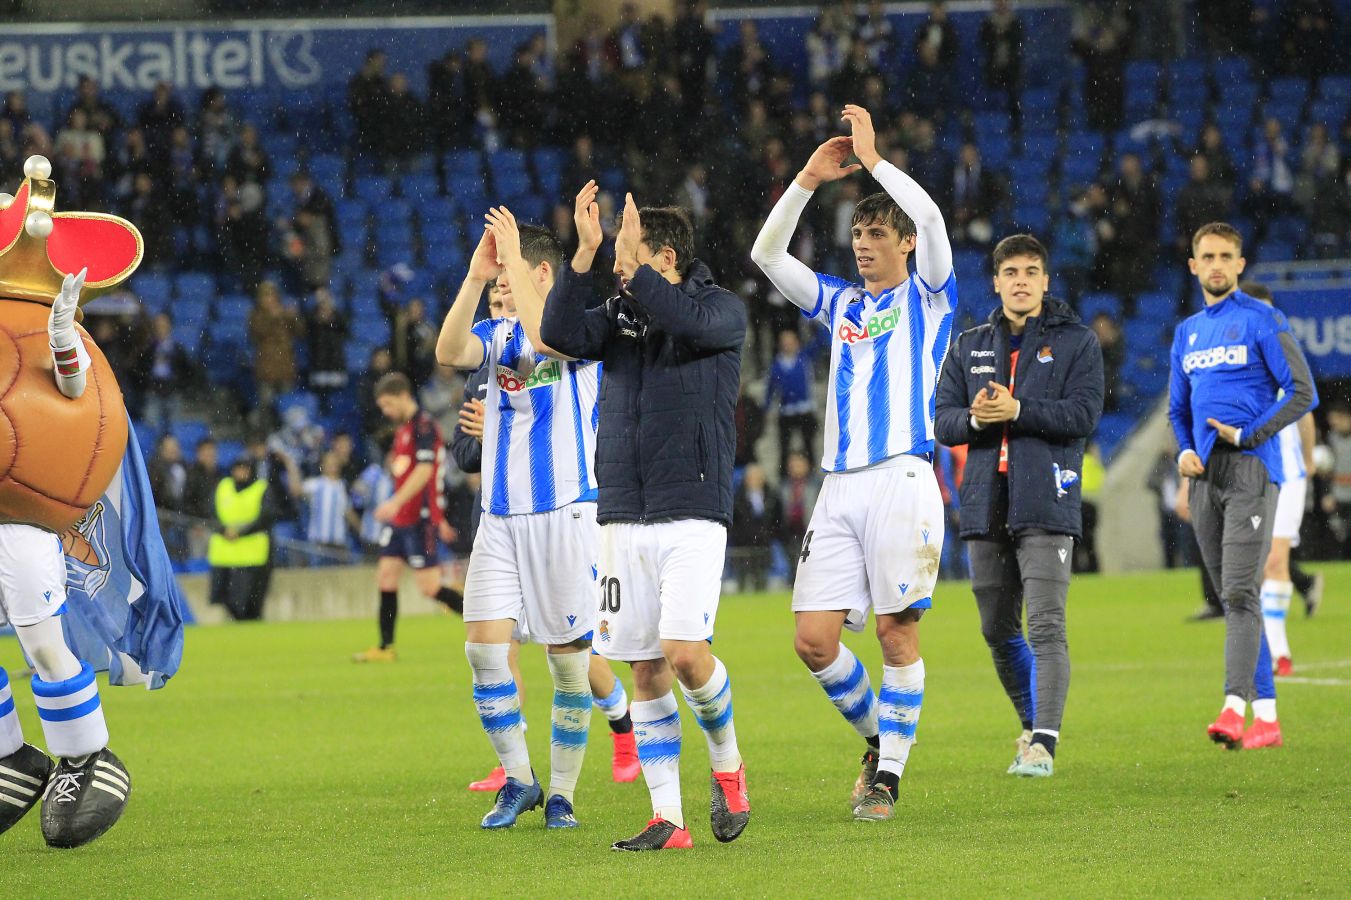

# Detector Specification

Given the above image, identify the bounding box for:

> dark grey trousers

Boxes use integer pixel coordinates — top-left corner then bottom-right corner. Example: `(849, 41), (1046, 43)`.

(1188, 449), (1278, 700)
(968, 530), (1074, 734)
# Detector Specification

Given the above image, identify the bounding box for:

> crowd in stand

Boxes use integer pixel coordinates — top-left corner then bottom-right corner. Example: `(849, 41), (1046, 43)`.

(4, 0), (1350, 595)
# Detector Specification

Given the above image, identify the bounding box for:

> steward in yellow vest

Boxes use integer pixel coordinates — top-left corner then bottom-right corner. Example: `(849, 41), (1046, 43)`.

(207, 458), (276, 620)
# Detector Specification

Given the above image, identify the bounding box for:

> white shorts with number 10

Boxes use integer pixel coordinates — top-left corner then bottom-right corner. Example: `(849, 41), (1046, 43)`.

(593, 519), (727, 661)
(792, 454), (944, 631)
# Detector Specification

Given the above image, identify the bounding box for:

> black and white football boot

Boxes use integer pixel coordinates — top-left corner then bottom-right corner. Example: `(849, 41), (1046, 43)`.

(40, 747), (131, 848)
(0, 743), (54, 835)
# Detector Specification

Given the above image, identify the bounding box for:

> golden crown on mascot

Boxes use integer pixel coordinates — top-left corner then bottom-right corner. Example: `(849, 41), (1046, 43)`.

(0, 155), (140, 532)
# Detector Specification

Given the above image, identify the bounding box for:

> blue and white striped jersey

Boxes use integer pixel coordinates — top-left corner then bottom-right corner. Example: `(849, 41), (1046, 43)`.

(471, 317), (600, 516)
(303, 475), (351, 546)
(1276, 421), (1305, 483)
(805, 271), (957, 472)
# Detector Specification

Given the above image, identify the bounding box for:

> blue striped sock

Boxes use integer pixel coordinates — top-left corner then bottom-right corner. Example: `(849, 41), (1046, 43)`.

(682, 657), (740, 771)
(877, 659), (924, 780)
(546, 651), (591, 802)
(593, 678), (629, 722)
(465, 642), (530, 780)
(632, 693), (683, 827)
(0, 667), (22, 757)
(810, 644), (879, 740)
(33, 661), (108, 760)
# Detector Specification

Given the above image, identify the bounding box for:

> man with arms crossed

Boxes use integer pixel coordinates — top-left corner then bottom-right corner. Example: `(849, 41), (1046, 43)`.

(1168, 223), (1316, 749)
(538, 182), (749, 851)
(751, 105), (956, 820)
(934, 234), (1103, 777)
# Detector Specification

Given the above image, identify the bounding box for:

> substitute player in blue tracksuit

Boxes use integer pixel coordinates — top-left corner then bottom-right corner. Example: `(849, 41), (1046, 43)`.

(1168, 223), (1316, 750)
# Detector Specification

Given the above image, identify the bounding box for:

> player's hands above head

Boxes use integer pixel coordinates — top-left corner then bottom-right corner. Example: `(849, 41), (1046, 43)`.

(49, 267), (86, 342)
(459, 398), (485, 441)
(484, 206), (523, 267)
(1178, 449), (1205, 478)
(574, 180), (604, 254)
(615, 192), (642, 280)
(796, 136), (863, 191)
(841, 105), (881, 170)
(1206, 418), (1243, 448)
(468, 227), (504, 282)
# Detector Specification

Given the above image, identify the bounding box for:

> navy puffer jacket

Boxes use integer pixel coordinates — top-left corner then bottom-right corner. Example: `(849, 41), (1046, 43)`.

(541, 260), (746, 526)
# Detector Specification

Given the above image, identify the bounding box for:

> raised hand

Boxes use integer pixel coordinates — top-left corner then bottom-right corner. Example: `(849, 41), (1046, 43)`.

(615, 192), (642, 279)
(468, 226), (504, 282)
(796, 136), (862, 191)
(841, 104), (880, 169)
(574, 180), (603, 254)
(484, 206), (523, 268)
(49, 267), (86, 341)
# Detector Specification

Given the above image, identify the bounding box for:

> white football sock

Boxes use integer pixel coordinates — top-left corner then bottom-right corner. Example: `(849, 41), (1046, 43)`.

(1252, 698), (1278, 723)
(1223, 694), (1246, 716)
(878, 659), (924, 779)
(1260, 580), (1293, 661)
(33, 662), (108, 759)
(632, 693), (683, 828)
(546, 650), (591, 803)
(681, 657), (741, 773)
(466, 642), (531, 783)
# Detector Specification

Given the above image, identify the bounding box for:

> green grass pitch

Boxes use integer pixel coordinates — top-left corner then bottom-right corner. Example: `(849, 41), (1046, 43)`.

(4, 565), (1350, 896)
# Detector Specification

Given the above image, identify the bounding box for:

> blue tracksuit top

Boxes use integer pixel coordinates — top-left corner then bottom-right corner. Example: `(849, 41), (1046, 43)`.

(1168, 291), (1317, 484)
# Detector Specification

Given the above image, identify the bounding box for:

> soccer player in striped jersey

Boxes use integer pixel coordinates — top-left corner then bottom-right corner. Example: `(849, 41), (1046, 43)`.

(437, 216), (602, 830)
(301, 450), (359, 550)
(751, 105), (955, 820)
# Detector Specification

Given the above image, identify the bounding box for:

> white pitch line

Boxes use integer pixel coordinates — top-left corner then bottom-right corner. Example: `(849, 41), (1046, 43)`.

(1275, 677), (1351, 686)
(1285, 660), (1351, 672)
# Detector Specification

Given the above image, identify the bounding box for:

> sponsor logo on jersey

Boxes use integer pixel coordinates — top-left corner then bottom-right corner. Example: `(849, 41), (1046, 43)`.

(1182, 344), (1248, 373)
(970, 349), (996, 358)
(497, 359), (562, 393)
(838, 307), (903, 345)
(971, 365), (995, 375)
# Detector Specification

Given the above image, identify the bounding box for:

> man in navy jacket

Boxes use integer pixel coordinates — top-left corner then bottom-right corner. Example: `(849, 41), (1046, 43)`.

(536, 182), (749, 852)
(935, 233), (1103, 778)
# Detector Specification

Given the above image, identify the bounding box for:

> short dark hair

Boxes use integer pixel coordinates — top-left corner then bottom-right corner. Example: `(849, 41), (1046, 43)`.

(624, 206), (695, 276)
(1239, 280), (1273, 303)
(851, 192), (917, 241)
(374, 371), (413, 399)
(992, 234), (1049, 273)
(1191, 222), (1243, 254)
(518, 223), (564, 274)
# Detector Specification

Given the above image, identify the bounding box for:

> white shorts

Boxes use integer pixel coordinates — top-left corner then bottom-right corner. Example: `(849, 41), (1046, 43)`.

(463, 503), (598, 646)
(1273, 476), (1307, 546)
(792, 454), (944, 631)
(0, 524), (68, 628)
(594, 519), (726, 661)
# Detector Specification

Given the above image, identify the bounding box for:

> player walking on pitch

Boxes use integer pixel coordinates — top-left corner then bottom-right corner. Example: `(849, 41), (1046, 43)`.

(438, 217), (605, 829)
(1168, 223), (1316, 750)
(539, 182), (749, 851)
(751, 105), (956, 820)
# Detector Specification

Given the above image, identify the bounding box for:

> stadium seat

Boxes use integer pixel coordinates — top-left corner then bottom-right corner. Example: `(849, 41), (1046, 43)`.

(215, 439), (246, 468)
(175, 272), (217, 301)
(444, 149), (484, 177)
(133, 273), (174, 309)
(489, 148), (528, 174)
(171, 420), (212, 454)
(403, 173), (441, 202)
(1079, 293), (1122, 322)
(276, 390), (320, 422)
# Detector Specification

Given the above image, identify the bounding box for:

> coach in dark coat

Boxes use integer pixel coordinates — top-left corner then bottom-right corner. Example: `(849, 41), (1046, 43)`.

(934, 234), (1103, 778)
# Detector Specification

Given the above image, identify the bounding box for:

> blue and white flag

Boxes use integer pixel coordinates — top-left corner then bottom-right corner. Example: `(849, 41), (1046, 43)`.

(58, 416), (188, 690)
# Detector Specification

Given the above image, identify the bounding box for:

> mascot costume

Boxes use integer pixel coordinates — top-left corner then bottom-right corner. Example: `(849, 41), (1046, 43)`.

(0, 155), (185, 848)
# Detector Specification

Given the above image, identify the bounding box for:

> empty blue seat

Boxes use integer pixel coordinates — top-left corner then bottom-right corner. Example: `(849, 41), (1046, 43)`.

(172, 323), (203, 351)
(489, 148), (528, 174)
(311, 154), (345, 184)
(133, 272), (174, 309)
(532, 147), (567, 175)
(171, 420), (211, 454)
(215, 439), (246, 468)
(403, 173), (441, 202)
(494, 170), (533, 198)
(276, 390), (319, 422)
(1079, 293), (1122, 321)
(444, 149), (483, 177)
(175, 271), (217, 301)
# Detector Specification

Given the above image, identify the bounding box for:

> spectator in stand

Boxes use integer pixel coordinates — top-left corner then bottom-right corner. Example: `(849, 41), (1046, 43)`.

(980, 0), (1024, 127)
(1308, 160), (1350, 258)
(907, 120), (951, 205)
(165, 125), (202, 247)
(137, 81), (186, 159)
(109, 127), (154, 206)
(1075, 443), (1105, 573)
(426, 48), (465, 156)
(1148, 447), (1197, 569)
(248, 281), (303, 422)
(1325, 402), (1351, 558)
(1193, 123), (1238, 188)
(53, 108), (106, 208)
(1052, 187), (1097, 307)
(1089, 312), (1125, 414)
(226, 123), (270, 189)
(730, 463), (783, 593)
(393, 297), (439, 389)
(805, 9), (852, 92)
(1294, 122), (1341, 215)
(358, 347), (396, 444)
(779, 450), (821, 580)
(289, 171), (339, 257)
(1072, 8), (1128, 133)
(676, 162), (712, 232)
(734, 378), (766, 473)
(182, 436), (220, 560)
(461, 39), (498, 146)
(906, 42), (952, 124)
(282, 208), (333, 293)
(951, 143), (1004, 247)
(672, 0), (714, 118)
(379, 73), (424, 175)
(66, 76), (121, 144)
(148, 433), (189, 560)
(765, 328), (819, 476)
(1, 90), (29, 135)
(914, 0), (959, 64)
(0, 119), (20, 172)
(270, 403), (326, 479)
(1279, 0), (1335, 79)
(301, 450), (360, 554)
(420, 362), (463, 440)
(1105, 154), (1160, 298)
(215, 174), (269, 292)
(304, 288), (350, 414)
(1248, 117), (1296, 224)
(196, 87), (240, 176)
(831, 42), (881, 106)
(500, 44), (547, 150)
(1174, 156), (1233, 260)
(136, 311), (194, 432)
(128, 172), (174, 266)
(348, 49), (389, 160)
(352, 443), (396, 559)
(855, 0), (895, 65)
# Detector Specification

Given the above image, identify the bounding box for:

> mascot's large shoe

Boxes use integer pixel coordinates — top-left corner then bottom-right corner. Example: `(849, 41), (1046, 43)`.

(0, 742), (54, 834)
(40, 747), (131, 848)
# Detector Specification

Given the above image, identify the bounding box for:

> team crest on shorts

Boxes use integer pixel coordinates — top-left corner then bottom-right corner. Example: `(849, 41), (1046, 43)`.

(599, 619), (610, 642)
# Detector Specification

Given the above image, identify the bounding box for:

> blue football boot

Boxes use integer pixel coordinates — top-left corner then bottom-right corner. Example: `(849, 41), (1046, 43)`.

(545, 794), (579, 829)
(480, 776), (543, 829)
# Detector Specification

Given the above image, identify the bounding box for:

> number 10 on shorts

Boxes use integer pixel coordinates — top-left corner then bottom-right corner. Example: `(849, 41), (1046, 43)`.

(599, 576), (621, 613)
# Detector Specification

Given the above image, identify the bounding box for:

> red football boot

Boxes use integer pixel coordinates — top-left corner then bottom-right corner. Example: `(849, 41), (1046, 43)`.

(1207, 707), (1245, 749)
(611, 817), (693, 851)
(468, 766), (506, 792)
(612, 731), (640, 783)
(1242, 718), (1283, 750)
(710, 764), (750, 843)
(1275, 656), (1293, 677)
